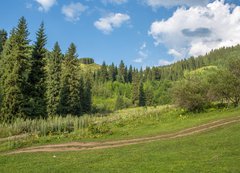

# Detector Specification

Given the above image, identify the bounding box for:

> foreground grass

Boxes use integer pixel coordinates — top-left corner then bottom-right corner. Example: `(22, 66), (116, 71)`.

(0, 122), (239, 173)
(0, 106), (240, 152)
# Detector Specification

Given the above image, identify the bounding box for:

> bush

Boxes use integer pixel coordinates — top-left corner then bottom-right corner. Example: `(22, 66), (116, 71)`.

(172, 67), (214, 112)
(88, 122), (112, 135)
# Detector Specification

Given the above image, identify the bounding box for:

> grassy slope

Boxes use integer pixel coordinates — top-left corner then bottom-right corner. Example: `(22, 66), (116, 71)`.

(0, 121), (239, 172)
(0, 107), (240, 153)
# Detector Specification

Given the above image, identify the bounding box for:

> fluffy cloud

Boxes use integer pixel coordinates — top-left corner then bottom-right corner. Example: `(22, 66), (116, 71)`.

(134, 42), (148, 63)
(149, 0), (240, 61)
(158, 59), (171, 66)
(35, 0), (56, 12)
(102, 0), (128, 4)
(62, 2), (88, 22)
(145, 0), (210, 8)
(94, 13), (130, 34)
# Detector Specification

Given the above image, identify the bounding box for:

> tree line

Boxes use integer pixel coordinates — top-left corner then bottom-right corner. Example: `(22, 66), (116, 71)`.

(0, 17), (92, 122)
(1, 17), (239, 122)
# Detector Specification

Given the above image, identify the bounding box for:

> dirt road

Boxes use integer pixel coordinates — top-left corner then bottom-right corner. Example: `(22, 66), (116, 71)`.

(6, 116), (240, 155)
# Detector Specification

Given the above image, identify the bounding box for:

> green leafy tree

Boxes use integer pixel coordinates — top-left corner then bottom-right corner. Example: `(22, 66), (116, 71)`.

(27, 22), (47, 117)
(172, 67), (213, 112)
(46, 42), (63, 116)
(115, 95), (125, 110)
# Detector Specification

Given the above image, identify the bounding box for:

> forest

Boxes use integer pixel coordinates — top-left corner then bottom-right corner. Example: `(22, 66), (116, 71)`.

(0, 17), (240, 123)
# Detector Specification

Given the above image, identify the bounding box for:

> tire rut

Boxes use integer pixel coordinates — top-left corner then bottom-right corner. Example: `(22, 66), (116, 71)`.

(6, 116), (240, 155)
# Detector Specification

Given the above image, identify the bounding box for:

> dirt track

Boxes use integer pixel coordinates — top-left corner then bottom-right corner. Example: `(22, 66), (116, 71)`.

(6, 116), (240, 155)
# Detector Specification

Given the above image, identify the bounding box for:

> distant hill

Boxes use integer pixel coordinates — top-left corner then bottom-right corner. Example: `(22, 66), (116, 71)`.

(148, 45), (240, 81)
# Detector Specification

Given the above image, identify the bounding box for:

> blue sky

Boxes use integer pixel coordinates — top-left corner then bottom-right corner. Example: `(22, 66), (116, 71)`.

(1, 0), (240, 68)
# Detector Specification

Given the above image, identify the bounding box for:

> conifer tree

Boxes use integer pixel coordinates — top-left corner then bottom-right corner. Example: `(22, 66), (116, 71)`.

(82, 75), (92, 113)
(132, 71), (140, 105)
(117, 60), (125, 83)
(46, 42), (62, 115)
(138, 80), (146, 107)
(28, 22), (47, 117)
(59, 43), (82, 115)
(0, 29), (7, 54)
(0, 17), (31, 121)
(128, 65), (133, 83)
(108, 63), (116, 82)
(124, 66), (128, 83)
(100, 61), (108, 82)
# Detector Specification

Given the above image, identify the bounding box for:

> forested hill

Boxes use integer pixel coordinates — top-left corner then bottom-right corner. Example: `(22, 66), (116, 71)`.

(82, 45), (240, 83)
(0, 17), (240, 122)
(146, 45), (240, 81)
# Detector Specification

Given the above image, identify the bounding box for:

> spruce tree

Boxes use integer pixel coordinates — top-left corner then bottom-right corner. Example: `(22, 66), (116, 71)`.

(0, 29), (7, 54)
(100, 61), (108, 82)
(124, 66), (128, 83)
(46, 42), (62, 116)
(117, 60), (125, 83)
(138, 80), (146, 107)
(82, 75), (92, 113)
(59, 43), (82, 115)
(128, 65), (133, 83)
(108, 63), (116, 82)
(0, 17), (31, 121)
(132, 71), (140, 105)
(28, 22), (47, 117)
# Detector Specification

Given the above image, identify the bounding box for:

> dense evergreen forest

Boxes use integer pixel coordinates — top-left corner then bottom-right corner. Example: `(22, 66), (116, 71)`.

(0, 17), (240, 122)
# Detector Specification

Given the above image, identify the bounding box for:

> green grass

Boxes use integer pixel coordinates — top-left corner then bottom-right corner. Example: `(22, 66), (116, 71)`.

(0, 121), (239, 173)
(0, 106), (240, 152)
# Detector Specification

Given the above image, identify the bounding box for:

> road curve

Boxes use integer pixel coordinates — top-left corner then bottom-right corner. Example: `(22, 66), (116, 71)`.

(6, 116), (240, 155)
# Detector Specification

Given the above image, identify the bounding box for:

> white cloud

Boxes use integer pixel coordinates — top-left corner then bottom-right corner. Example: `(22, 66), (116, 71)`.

(62, 2), (88, 22)
(102, 0), (128, 4)
(149, 0), (240, 60)
(145, 0), (210, 8)
(134, 42), (149, 63)
(35, 0), (56, 12)
(94, 13), (130, 34)
(26, 3), (33, 9)
(158, 59), (172, 66)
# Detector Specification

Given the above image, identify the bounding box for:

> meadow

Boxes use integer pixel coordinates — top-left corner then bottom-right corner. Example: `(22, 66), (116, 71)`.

(0, 105), (239, 153)
(0, 117), (239, 173)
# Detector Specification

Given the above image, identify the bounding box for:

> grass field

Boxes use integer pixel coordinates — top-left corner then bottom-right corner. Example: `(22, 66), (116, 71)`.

(0, 106), (240, 153)
(0, 120), (239, 172)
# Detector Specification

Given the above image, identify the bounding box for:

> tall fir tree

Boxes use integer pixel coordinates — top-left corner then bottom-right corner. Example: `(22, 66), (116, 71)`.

(108, 63), (116, 82)
(128, 65), (133, 83)
(138, 80), (146, 107)
(124, 66), (128, 83)
(46, 42), (62, 116)
(59, 43), (82, 115)
(132, 71), (140, 105)
(117, 60), (125, 83)
(0, 17), (31, 121)
(82, 75), (92, 113)
(100, 61), (108, 82)
(0, 29), (7, 54)
(28, 22), (47, 117)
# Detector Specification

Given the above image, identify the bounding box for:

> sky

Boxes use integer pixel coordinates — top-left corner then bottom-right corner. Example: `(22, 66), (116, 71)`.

(1, 0), (240, 68)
